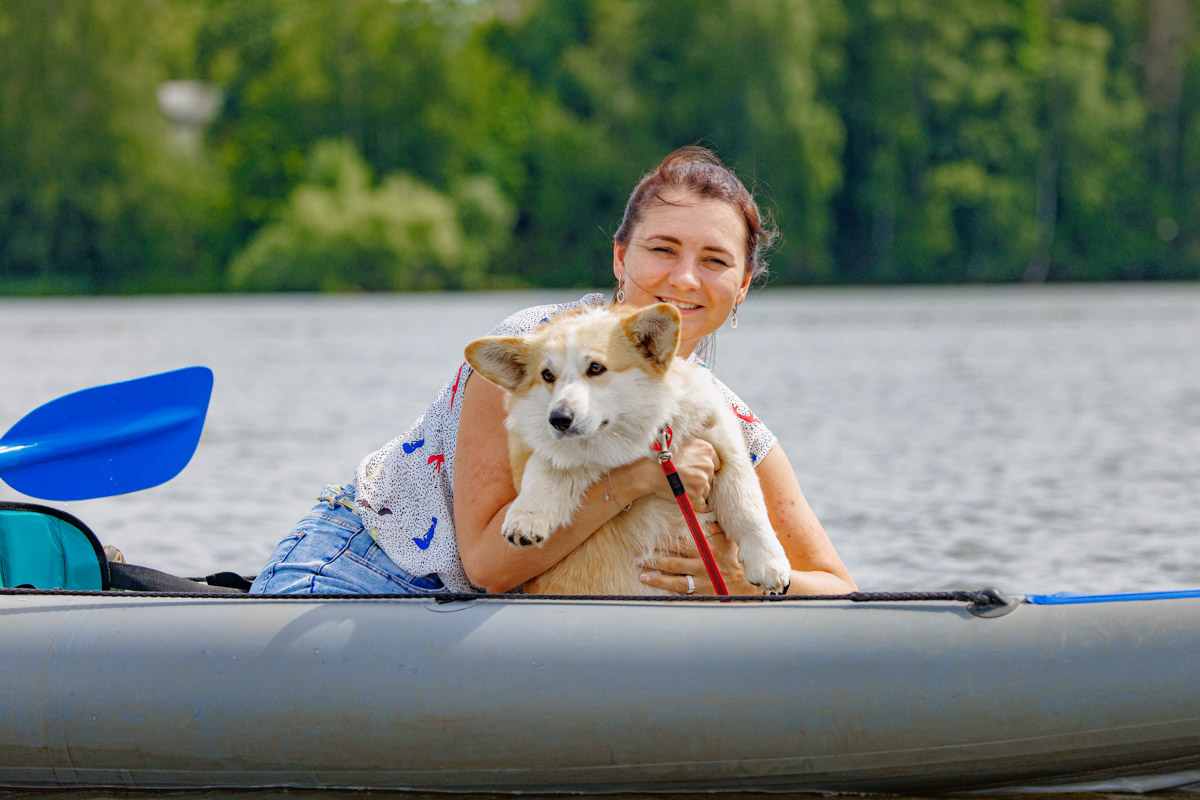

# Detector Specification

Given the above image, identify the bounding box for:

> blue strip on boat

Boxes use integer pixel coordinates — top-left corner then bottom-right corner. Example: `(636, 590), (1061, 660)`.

(1027, 588), (1200, 605)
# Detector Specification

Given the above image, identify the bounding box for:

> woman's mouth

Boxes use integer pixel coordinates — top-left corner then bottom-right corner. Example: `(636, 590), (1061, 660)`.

(656, 297), (701, 310)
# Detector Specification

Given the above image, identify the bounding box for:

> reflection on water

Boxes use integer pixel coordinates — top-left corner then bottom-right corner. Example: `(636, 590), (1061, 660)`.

(1, 285), (1198, 593)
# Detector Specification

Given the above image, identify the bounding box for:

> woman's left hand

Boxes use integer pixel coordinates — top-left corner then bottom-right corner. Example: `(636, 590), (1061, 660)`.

(637, 521), (782, 596)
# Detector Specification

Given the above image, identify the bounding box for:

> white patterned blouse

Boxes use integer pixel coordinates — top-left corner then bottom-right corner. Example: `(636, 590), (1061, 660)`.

(352, 293), (778, 592)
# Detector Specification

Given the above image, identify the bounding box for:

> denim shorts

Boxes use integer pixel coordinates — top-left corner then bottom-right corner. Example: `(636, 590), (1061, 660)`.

(249, 485), (446, 595)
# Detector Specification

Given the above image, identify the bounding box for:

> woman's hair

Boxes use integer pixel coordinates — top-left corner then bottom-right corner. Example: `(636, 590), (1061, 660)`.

(614, 146), (777, 283)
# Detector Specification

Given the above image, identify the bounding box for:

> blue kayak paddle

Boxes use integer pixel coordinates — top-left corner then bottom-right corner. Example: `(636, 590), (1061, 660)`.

(0, 367), (213, 501)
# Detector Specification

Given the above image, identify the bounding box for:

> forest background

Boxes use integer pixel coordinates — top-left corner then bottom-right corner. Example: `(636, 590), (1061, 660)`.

(2, 0), (1199, 295)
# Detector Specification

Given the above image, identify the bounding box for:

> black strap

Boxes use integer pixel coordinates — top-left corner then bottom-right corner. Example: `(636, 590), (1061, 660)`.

(108, 561), (249, 594)
(203, 571), (254, 592)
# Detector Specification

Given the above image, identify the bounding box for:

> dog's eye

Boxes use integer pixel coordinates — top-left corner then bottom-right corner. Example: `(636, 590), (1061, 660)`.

(586, 362), (607, 377)
(541, 369), (555, 383)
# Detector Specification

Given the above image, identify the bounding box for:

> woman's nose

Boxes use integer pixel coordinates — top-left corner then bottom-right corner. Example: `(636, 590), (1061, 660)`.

(667, 253), (703, 290)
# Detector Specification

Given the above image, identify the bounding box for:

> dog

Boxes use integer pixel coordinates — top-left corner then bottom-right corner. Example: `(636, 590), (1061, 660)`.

(463, 303), (790, 595)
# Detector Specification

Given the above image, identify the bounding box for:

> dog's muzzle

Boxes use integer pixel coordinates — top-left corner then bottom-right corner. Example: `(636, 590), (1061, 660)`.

(548, 408), (574, 434)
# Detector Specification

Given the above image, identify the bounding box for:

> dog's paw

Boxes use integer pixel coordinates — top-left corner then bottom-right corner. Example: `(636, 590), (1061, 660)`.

(739, 537), (792, 594)
(501, 508), (553, 548)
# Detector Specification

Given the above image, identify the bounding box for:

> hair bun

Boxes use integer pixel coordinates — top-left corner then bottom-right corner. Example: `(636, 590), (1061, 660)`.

(658, 145), (725, 170)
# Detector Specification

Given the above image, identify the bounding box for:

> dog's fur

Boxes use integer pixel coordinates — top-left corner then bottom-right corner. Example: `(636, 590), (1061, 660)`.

(464, 303), (790, 595)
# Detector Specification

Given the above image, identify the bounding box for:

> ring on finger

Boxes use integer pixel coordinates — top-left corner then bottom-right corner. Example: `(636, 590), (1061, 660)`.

(685, 574), (696, 595)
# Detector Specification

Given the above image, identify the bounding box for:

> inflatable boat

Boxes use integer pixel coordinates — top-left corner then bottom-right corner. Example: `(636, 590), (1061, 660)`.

(2, 586), (1200, 793)
(2, 370), (1199, 794)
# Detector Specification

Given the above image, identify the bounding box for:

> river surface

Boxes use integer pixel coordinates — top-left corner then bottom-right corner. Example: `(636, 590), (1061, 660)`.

(2, 285), (1199, 800)
(2, 284), (1199, 594)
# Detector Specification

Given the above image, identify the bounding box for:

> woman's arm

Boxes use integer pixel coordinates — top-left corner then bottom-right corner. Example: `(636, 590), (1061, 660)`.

(638, 443), (857, 595)
(756, 444), (857, 593)
(452, 373), (598, 592)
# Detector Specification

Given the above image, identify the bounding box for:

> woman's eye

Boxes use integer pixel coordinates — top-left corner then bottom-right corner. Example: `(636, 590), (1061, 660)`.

(586, 362), (607, 377)
(541, 369), (555, 383)
(706, 257), (729, 267)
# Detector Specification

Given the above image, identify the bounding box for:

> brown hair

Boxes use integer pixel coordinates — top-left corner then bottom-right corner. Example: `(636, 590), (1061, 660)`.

(614, 146), (777, 283)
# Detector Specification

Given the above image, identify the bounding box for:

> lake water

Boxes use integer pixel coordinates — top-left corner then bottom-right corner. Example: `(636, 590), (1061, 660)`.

(2, 284), (1199, 595)
(2, 284), (1200, 800)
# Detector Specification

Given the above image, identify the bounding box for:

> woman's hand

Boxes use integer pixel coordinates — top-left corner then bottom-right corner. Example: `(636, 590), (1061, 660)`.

(630, 443), (859, 597)
(636, 522), (772, 596)
(640, 435), (721, 508)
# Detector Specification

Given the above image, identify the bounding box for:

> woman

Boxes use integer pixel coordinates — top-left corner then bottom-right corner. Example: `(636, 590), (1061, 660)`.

(250, 146), (856, 596)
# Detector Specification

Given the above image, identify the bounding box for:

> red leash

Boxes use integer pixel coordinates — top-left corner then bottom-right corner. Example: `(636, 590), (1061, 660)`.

(651, 427), (729, 597)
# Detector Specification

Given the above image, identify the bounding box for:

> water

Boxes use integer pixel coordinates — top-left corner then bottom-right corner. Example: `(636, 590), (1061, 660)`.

(2, 284), (1199, 594)
(2, 285), (1199, 800)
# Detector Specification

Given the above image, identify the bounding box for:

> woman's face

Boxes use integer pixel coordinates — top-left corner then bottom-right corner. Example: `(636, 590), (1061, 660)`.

(613, 191), (751, 358)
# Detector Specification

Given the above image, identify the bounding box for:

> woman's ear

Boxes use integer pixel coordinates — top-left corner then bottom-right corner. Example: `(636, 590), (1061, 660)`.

(736, 267), (752, 306)
(612, 240), (626, 283)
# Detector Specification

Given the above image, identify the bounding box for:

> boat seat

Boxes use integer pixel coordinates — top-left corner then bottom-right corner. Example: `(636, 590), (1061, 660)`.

(0, 502), (251, 593)
(0, 502), (110, 590)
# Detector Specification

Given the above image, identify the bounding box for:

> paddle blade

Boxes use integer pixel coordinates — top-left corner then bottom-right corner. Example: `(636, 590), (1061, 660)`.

(0, 367), (213, 501)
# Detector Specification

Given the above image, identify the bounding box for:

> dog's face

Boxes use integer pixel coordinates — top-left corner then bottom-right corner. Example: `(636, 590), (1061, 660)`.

(465, 304), (682, 451)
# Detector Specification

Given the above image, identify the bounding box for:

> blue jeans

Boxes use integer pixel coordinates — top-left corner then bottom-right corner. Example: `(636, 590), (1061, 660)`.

(250, 485), (446, 595)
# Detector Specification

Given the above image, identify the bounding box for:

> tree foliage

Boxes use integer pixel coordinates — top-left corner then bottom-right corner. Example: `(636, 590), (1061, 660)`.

(1, 0), (1198, 294)
(228, 139), (512, 291)
(0, 0), (227, 293)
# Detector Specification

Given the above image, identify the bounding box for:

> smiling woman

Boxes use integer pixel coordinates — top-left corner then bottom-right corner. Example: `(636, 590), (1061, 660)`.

(614, 197), (750, 357)
(613, 146), (777, 358)
(249, 146), (855, 599)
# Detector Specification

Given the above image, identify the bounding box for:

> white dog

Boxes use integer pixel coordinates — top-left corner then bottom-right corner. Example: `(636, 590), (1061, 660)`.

(464, 303), (790, 595)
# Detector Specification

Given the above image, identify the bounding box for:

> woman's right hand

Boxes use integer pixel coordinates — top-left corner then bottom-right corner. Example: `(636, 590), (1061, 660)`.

(621, 435), (721, 510)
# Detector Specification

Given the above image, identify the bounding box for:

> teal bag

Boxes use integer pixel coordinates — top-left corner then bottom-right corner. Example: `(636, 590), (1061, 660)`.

(0, 502), (110, 590)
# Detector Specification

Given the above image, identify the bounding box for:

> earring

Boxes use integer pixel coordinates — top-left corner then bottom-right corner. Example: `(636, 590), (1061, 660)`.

(616, 280), (626, 304)
(730, 304), (739, 329)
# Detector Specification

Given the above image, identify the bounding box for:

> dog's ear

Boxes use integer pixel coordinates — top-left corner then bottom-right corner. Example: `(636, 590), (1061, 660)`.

(622, 303), (680, 373)
(464, 336), (530, 391)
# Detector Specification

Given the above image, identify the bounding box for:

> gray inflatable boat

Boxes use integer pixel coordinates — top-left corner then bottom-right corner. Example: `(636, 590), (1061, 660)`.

(1, 587), (1199, 794)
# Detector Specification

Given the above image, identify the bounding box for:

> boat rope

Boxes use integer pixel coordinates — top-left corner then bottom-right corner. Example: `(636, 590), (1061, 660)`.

(0, 586), (1012, 609)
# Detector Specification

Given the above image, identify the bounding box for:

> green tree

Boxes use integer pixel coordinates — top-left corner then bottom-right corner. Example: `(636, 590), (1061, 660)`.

(485, 0), (847, 284)
(832, 1), (1043, 282)
(830, 0), (1158, 283)
(228, 139), (513, 291)
(197, 0), (534, 287)
(1020, 0), (1152, 281)
(1139, 0), (1200, 278)
(3, 0), (1199, 293)
(0, 0), (226, 293)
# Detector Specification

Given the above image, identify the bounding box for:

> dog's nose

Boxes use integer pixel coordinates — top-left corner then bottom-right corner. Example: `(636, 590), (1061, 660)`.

(548, 409), (574, 431)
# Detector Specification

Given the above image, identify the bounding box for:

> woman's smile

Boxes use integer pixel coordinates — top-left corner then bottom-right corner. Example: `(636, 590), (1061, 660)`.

(654, 296), (701, 310)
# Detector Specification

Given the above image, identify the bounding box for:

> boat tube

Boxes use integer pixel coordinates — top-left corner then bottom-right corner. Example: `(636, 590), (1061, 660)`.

(1, 587), (1199, 794)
